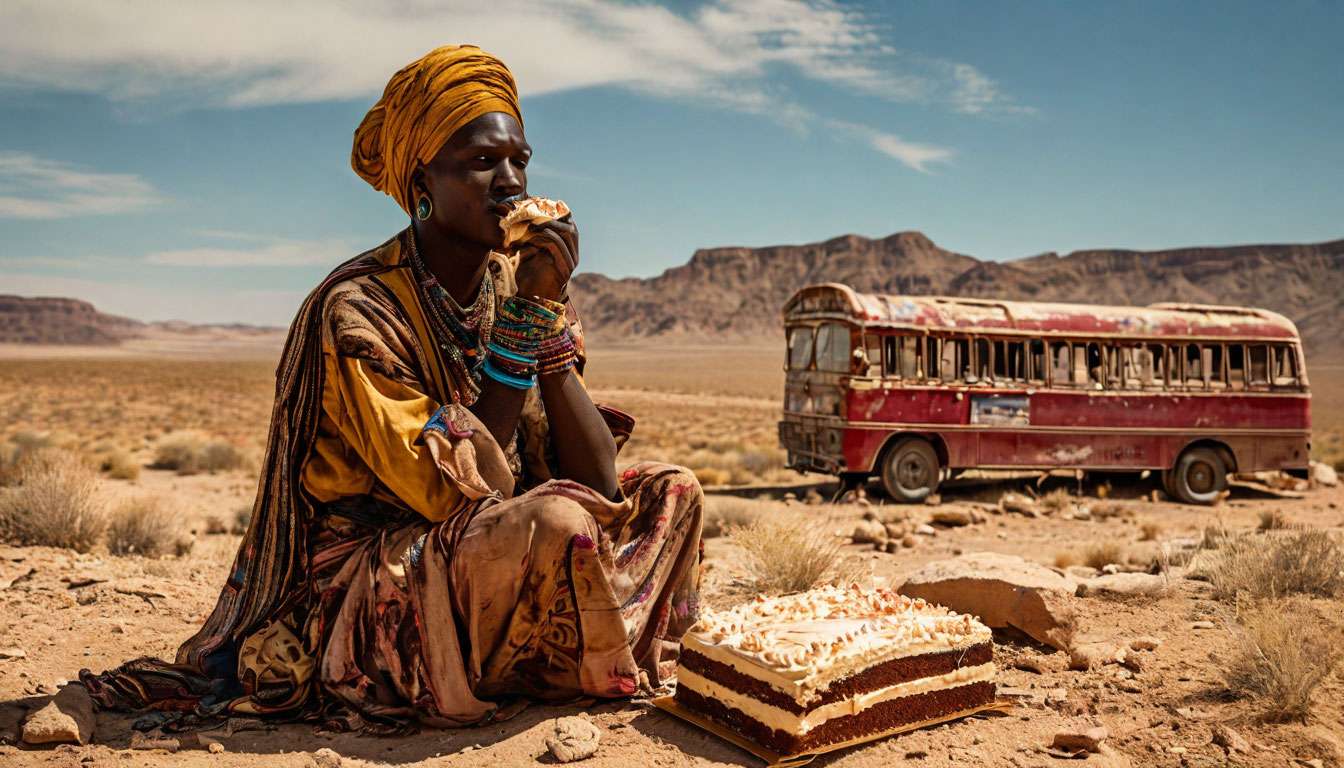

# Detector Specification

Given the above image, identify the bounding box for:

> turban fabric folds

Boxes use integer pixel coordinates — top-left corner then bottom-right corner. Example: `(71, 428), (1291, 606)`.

(352, 45), (522, 215)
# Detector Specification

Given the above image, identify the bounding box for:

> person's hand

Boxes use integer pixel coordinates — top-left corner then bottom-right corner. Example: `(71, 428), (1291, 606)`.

(512, 215), (577, 302)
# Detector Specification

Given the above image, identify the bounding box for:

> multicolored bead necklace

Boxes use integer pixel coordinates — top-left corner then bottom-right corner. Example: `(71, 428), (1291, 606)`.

(405, 229), (495, 403)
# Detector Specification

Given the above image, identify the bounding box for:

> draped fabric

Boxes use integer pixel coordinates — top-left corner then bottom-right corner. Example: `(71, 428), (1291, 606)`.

(351, 45), (522, 215)
(80, 231), (703, 729)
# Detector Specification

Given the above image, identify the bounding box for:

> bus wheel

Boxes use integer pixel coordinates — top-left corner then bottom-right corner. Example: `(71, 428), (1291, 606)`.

(880, 438), (940, 503)
(1170, 447), (1228, 505)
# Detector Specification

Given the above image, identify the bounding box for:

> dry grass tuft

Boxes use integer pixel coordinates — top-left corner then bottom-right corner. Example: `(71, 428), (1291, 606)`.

(702, 496), (760, 538)
(99, 449), (141, 480)
(1053, 551), (1078, 569)
(152, 431), (245, 475)
(1208, 528), (1344, 602)
(1138, 521), (1163, 542)
(231, 505), (253, 535)
(730, 517), (844, 594)
(1258, 509), (1288, 531)
(0, 449), (106, 552)
(1222, 599), (1344, 722)
(107, 495), (176, 556)
(1082, 541), (1127, 570)
(204, 515), (228, 535)
(1039, 488), (1073, 515)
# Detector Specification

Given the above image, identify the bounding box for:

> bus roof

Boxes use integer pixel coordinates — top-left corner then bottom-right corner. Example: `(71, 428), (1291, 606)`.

(784, 283), (1301, 342)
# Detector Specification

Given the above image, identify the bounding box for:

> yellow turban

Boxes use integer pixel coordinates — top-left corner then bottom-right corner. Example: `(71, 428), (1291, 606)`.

(352, 45), (522, 215)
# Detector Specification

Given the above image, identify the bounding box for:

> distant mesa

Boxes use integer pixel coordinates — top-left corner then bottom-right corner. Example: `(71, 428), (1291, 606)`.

(6, 232), (1342, 361)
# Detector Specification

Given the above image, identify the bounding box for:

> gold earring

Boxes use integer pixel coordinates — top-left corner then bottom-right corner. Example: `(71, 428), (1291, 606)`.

(416, 195), (432, 221)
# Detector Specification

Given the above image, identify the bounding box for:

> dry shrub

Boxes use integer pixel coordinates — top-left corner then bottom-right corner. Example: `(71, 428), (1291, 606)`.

(153, 431), (244, 474)
(1083, 541), (1126, 570)
(231, 505), (253, 535)
(1040, 488), (1073, 515)
(1138, 521), (1163, 542)
(730, 518), (843, 594)
(99, 449), (141, 480)
(107, 495), (175, 556)
(702, 496), (759, 538)
(0, 431), (54, 486)
(1054, 551), (1078, 569)
(1208, 528), (1344, 602)
(204, 515), (228, 535)
(1258, 509), (1288, 531)
(0, 449), (106, 552)
(1222, 599), (1343, 722)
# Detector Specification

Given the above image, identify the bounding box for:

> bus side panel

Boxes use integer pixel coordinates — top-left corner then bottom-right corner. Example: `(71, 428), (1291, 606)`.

(1028, 392), (1309, 431)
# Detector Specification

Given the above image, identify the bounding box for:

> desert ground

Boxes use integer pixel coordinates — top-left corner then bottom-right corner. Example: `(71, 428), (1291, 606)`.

(0, 341), (1342, 768)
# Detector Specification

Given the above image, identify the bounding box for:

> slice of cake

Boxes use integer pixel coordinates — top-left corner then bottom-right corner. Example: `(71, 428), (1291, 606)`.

(673, 584), (995, 755)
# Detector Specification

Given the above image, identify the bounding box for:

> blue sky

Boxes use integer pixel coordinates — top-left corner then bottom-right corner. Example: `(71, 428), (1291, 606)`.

(1, 1), (1341, 325)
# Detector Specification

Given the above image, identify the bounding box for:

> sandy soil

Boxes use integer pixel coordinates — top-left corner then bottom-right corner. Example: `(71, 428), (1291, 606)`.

(0, 344), (1341, 767)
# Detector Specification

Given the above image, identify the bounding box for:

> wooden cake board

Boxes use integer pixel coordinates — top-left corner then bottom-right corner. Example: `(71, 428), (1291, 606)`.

(651, 696), (1013, 768)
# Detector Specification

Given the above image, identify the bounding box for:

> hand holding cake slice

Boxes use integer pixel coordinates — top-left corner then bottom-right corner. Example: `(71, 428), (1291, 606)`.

(672, 584), (996, 756)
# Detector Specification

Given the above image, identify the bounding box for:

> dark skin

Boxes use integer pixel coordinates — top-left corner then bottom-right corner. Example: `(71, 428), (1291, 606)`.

(409, 112), (618, 499)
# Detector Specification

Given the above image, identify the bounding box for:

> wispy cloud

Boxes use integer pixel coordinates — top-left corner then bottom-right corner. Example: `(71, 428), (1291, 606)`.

(144, 234), (352, 267)
(828, 120), (953, 173)
(0, 1), (1028, 170)
(0, 151), (165, 219)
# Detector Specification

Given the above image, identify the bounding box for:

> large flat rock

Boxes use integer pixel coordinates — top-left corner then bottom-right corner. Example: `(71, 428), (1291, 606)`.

(898, 552), (1078, 650)
(22, 685), (95, 745)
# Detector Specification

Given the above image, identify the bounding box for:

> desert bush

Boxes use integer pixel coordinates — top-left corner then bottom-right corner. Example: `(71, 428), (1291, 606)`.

(1258, 509), (1288, 531)
(153, 431), (244, 475)
(1082, 541), (1126, 570)
(1054, 551), (1078, 569)
(1040, 488), (1073, 515)
(231, 505), (253, 535)
(204, 515), (228, 535)
(1222, 599), (1343, 722)
(107, 495), (175, 556)
(1138, 521), (1163, 542)
(1208, 528), (1344, 602)
(730, 518), (844, 594)
(0, 449), (106, 552)
(0, 431), (54, 486)
(99, 449), (141, 480)
(702, 496), (760, 538)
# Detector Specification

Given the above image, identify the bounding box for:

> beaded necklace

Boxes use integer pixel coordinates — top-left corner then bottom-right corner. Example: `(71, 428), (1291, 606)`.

(405, 229), (496, 403)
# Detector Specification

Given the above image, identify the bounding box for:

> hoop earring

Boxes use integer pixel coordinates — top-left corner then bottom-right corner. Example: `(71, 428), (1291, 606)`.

(415, 195), (433, 221)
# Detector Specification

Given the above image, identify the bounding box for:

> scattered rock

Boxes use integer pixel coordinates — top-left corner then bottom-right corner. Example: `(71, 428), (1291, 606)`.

(923, 494), (942, 506)
(901, 534), (916, 549)
(999, 493), (1039, 517)
(0, 647), (25, 660)
(1310, 461), (1339, 488)
(208, 741), (225, 754)
(1190, 620), (1216, 630)
(1129, 636), (1162, 651)
(882, 540), (899, 554)
(1065, 566), (1099, 580)
(1069, 642), (1127, 671)
(914, 523), (937, 536)
(1076, 573), (1167, 598)
(546, 715), (601, 763)
(313, 747), (342, 767)
(1052, 724), (1108, 754)
(851, 520), (887, 545)
(930, 509), (972, 527)
(883, 522), (906, 539)
(61, 575), (107, 589)
(1212, 724), (1251, 755)
(0, 567), (36, 590)
(21, 685), (95, 745)
(898, 552), (1078, 650)
(1296, 760), (1325, 768)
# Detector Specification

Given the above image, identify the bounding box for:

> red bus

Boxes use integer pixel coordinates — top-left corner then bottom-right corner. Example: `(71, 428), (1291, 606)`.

(778, 284), (1311, 505)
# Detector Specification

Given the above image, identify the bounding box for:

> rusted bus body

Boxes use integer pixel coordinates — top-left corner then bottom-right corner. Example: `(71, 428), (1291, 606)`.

(779, 284), (1311, 504)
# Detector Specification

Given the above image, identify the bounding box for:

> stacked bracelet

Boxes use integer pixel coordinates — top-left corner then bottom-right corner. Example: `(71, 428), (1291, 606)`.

(481, 295), (576, 389)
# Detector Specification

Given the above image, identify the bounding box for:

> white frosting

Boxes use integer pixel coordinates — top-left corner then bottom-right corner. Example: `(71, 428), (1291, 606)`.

(683, 584), (991, 704)
(677, 662), (995, 734)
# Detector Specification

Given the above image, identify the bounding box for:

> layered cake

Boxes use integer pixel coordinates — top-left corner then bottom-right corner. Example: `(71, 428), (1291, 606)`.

(673, 584), (995, 755)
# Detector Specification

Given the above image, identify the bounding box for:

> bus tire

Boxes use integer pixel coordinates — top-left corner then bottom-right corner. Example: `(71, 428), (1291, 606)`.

(880, 438), (940, 503)
(1170, 447), (1228, 505)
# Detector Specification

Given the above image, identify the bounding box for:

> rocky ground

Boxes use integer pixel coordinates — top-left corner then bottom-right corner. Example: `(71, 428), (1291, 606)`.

(1, 464), (1341, 768)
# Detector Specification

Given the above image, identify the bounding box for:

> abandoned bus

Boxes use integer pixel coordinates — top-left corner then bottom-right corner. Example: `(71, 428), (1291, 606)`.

(779, 284), (1310, 505)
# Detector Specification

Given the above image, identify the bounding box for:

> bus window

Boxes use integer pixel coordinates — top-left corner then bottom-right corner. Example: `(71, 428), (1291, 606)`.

(1028, 340), (1046, 383)
(814, 323), (851, 373)
(1228, 344), (1246, 390)
(1184, 344), (1203, 387)
(925, 337), (941, 381)
(1249, 345), (1270, 387)
(1119, 346), (1142, 388)
(1207, 346), (1226, 389)
(1004, 341), (1027, 383)
(864, 334), (883, 377)
(1071, 343), (1089, 386)
(787, 326), (814, 370)
(884, 336), (898, 376)
(1105, 345), (1123, 388)
(901, 336), (919, 378)
(1051, 342), (1071, 385)
(1272, 345), (1298, 387)
(942, 337), (968, 383)
(972, 339), (991, 384)
(1084, 343), (1103, 388)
